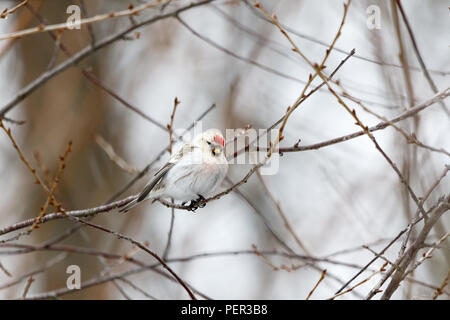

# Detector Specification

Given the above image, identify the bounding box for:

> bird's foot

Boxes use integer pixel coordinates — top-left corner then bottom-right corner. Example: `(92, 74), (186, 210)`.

(186, 195), (206, 211)
(187, 199), (199, 212)
(197, 195), (206, 208)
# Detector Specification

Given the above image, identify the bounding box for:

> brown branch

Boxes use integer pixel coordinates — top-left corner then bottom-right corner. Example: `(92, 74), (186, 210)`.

(0, 260), (12, 277)
(3, 242), (446, 296)
(177, 9), (393, 109)
(20, 102), (215, 251)
(0, 119), (51, 195)
(361, 244), (450, 298)
(29, 141), (73, 232)
(0, 0), (28, 19)
(306, 269), (327, 300)
(0, 196), (137, 238)
(328, 263), (388, 300)
(0, 254), (67, 291)
(117, 278), (157, 300)
(24, 3), (177, 132)
(255, 0), (427, 222)
(277, 88), (449, 154)
(78, 0), (96, 46)
(0, 0), (215, 118)
(67, 216), (196, 300)
(379, 195), (449, 299)
(0, 244), (385, 271)
(391, 0), (415, 108)
(95, 135), (138, 174)
(0, 119), (69, 238)
(21, 276), (34, 298)
(19, 261), (209, 300)
(242, 0), (449, 76)
(167, 97), (180, 154)
(82, 71), (168, 130)
(433, 270), (450, 300)
(0, 0), (170, 41)
(404, 232), (449, 280)
(33, 151), (52, 186)
(337, 202), (438, 297)
(363, 195), (450, 300)
(255, 170), (310, 255)
(163, 98), (180, 260)
(158, 161), (265, 210)
(1, 91), (447, 239)
(179, 0), (351, 221)
(175, 14), (308, 86)
(0, 116), (26, 125)
(395, 0), (450, 118)
(232, 47), (356, 159)
(407, 277), (450, 298)
(339, 89), (450, 158)
(252, 245), (291, 271)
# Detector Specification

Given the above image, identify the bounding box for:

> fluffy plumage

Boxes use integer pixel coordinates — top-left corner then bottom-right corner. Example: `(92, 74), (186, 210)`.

(120, 129), (228, 212)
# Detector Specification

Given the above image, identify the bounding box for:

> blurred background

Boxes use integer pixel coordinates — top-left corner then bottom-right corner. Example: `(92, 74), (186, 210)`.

(0, 0), (448, 299)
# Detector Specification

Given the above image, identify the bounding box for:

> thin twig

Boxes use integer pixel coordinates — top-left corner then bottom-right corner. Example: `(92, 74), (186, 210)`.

(66, 216), (197, 300)
(0, 0), (28, 19)
(0, 254), (67, 290)
(395, 0), (449, 118)
(95, 135), (138, 174)
(0, 0), (215, 118)
(328, 263), (388, 300)
(433, 270), (450, 300)
(0, 0), (170, 41)
(365, 195), (450, 299)
(29, 141), (73, 232)
(0, 195), (137, 238)
(306, 269), (327, 300)
(0, 260), (12, 277)
(163, 97), (180, 260)
(256, 170), (310, 255)
(24, 3), (177, 132)
(22, 276), (34, 298)
(78, 0), (96, 46)
(277, 88), (449, 154)
(241, 0), (449, 76)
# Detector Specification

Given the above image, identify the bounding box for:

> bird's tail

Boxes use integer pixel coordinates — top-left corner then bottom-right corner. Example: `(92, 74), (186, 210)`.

(119, 191), (161, 213)
(119, 198), (140, 213)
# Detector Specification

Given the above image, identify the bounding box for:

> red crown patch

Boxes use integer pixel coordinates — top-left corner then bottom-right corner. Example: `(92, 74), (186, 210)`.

(213, 135), (224, 146)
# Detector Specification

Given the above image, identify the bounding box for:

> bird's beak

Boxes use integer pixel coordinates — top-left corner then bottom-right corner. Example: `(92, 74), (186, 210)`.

(212, 145), (223, 155)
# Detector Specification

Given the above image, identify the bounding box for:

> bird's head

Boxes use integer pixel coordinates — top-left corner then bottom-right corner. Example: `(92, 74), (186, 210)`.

(193, 129), (225, 157)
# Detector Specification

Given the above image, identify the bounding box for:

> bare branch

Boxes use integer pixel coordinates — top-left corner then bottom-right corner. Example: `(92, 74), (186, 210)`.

(0, 0), (170, 41)
(306, 269), (327, 300)
(0, 0), (215, 117)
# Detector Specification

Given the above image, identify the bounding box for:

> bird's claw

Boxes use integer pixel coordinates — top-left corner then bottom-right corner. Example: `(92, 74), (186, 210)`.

(187, 195), (206, 211)
(197, 195), (206, 208)
(187, 200), (199, 212)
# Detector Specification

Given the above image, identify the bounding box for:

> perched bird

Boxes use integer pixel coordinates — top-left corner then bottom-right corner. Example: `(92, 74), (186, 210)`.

(120, 129), (228, 213)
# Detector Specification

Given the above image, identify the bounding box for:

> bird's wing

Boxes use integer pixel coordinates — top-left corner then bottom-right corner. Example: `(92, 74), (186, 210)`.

(136, 162), (175, 202)
(136, 143), (197, 202)
(153, 143), (195, 176)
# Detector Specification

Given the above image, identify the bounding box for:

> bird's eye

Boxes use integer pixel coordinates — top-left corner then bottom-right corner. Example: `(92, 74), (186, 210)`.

(207, 141), (212, 145)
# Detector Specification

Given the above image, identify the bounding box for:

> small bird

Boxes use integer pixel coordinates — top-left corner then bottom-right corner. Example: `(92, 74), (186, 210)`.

(120, 129), (228, 213)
